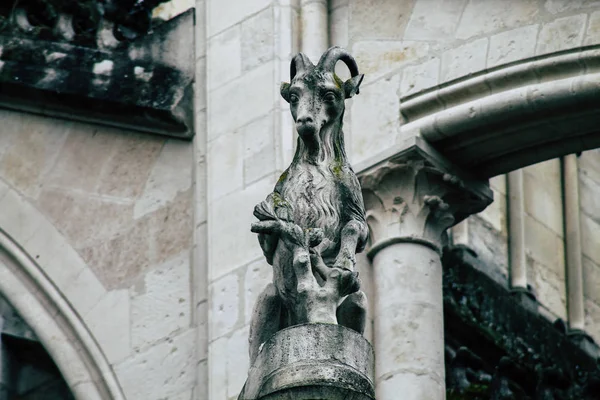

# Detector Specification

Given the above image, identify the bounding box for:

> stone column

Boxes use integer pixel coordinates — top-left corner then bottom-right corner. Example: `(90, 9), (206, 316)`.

(359, 140), (492, 399)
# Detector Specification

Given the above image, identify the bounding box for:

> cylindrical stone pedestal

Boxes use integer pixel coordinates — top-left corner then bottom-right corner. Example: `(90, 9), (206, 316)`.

(240, 324), (375, 400)
(371, 242), (445, 399)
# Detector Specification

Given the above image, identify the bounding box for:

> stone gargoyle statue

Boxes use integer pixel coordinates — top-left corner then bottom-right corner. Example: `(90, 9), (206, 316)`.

(249, 46), (368, 364)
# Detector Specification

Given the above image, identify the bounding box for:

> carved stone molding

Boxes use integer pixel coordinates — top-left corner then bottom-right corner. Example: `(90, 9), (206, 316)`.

(0, 3), (195, 138)
(359, 137), (493, 256)
(399, 46), (600, 178)
(0, 0), (171, 46)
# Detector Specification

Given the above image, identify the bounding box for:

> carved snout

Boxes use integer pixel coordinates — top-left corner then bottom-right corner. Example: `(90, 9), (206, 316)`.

(295, 113), (318, 137)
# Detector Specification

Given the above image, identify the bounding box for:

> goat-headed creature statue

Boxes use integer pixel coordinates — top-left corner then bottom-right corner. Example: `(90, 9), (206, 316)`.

(249, 46), (368, 364)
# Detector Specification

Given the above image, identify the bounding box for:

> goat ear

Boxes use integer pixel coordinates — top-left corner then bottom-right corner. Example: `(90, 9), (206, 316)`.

(280, 82), (291, 103)
(343, 74), (364, 98)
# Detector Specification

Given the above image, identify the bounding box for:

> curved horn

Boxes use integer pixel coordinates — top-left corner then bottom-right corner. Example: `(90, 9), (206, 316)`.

(290, 53), (314, 79)
(316, 46), (359, 76)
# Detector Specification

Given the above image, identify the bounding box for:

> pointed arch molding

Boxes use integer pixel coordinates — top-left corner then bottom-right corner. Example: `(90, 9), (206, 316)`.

(0, 182), (124, 400)
(399, 45), (600, 178)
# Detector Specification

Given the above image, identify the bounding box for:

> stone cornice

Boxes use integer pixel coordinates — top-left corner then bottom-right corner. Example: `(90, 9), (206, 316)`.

(443, 245), (600, 399)
(399, 46), (600, 178)
(0, 1), (171, 46)
(0, 4), (195, 138)
(358, 137), (493, 257)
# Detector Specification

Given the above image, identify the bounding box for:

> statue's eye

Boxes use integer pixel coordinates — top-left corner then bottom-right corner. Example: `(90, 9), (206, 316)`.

(324, 92), (336, 102)
(290, 94), (299, 103)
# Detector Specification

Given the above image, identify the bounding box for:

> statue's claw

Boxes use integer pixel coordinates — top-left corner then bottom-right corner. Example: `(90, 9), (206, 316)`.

(334, 268), (361, 297)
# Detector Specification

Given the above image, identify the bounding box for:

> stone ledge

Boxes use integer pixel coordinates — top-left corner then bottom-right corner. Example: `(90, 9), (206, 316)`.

(239, 324), (375, 400)
(398, 46), (600, 178)
(443, 245), (600, 399)
(0, 8), (195, 139)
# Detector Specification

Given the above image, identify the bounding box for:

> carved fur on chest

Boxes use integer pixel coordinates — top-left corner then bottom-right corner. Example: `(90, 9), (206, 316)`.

(280, 164), (341, 241)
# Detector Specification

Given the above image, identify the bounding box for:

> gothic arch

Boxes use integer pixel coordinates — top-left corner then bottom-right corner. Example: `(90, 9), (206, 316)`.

(399, 45), (600, 177)
(0, 181), (124, 400)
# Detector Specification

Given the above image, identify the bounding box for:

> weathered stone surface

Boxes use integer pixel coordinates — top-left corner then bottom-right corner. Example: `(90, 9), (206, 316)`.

(456, 0), (539, 40)
(148, 188), (193, 263)
(466, 215), (509, 281)
(441, 38), (488, 82)
(239, 324), (375, 400)
(207, 0), (272, 37)
(400, 57), (440, 97)
(377, 374), (444, 400)
(0, 10), (196, 138)
(134, 139), (193, 218)
(536, 14), (586, 55)
(524, 163), (564, 237)
(244, 259), (273, 325)
(583, 256), (600, 307)
(209, 336), (228, 399)
(488, 24), (539, 68)
(97, 133), (164, 198)
(578, 172), (600, 222)
(544, 0), (600, 14)
(524, 215), (565, 279)
(44, 125), (121, 193)
(209, 61), (275, 140)
(330, 3), (349, 48)
(0, 114), (69, 199)
(84, 289), (131, 364)
(241, 7), (275, 72)
(404, 0), (466, 41)
(38, 189), (132, 249)
(242, 114), (276, 185)
(227, 325), (251, 397)
(349, 0), (415, 41)
(115, 328), (196, 400)
(585, 299), (600, 343)
(210, 272), (241, 340)
(352, 40), (429, 82)
(478, 186), (507, 234)
(208, 25), (242, 89)
(62, 267), (107, 318)
(351, 74), (400, 164)
(208, 130), (244, 200)
(131, 252), (191, 350)
(526, 256), (567, 319)
(581, 213), (600, 266)
(210, 176), (274, 280)
(153, 0), (194, 20)
(79, 213), (152, 289)
(585, 10), (600, 45)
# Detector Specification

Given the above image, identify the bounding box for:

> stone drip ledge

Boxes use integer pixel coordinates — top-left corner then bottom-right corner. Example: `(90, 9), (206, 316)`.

(443, 245), (600, 399)
(0, 8), (195, 139)
(398, 45), (600, 178)
(0, 0), (172, 46)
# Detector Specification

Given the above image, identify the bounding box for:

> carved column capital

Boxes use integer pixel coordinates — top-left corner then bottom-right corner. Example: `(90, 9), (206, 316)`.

(358, 138), (493, 257)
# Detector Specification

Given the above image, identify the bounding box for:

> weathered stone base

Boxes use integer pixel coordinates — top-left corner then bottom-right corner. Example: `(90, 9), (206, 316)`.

(239, 324), (375, 400)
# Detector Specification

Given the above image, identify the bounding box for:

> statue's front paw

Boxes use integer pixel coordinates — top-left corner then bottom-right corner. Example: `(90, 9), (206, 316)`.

(329, 267), (360, 297)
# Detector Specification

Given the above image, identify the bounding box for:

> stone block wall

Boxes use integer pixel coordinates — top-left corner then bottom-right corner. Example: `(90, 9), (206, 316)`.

(329, 0), (600, 340)
(0, 106), (196, 399)
(579, 149), (600, 343)
(204, 0), (299, 398)
(523, 160), (567, 320)
(2, 0), (600, 399)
